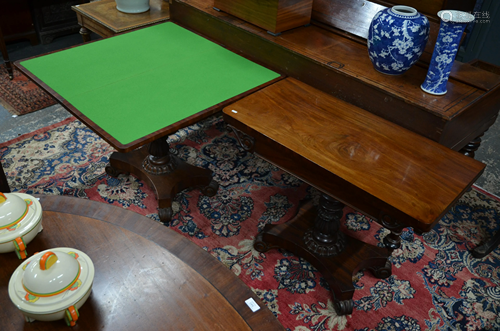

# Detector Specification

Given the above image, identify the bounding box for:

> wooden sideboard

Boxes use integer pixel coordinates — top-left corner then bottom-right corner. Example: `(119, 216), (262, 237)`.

(169, 0), (500, 158)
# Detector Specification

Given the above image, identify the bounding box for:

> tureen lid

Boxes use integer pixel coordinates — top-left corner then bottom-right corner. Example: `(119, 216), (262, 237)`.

(8, 248), (95, 315)
(0, 192), (29, 229)
(0, 193), (42, 244)
(23, 251), (81, 297)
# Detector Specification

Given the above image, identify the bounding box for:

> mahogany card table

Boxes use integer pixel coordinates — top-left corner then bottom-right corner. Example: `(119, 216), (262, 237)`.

(222, 77), (485, 315)
(15, 23), (281, 223)
(0, 195), (283, 330)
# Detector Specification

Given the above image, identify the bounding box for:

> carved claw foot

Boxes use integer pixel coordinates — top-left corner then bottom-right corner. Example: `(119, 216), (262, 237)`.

(105, 165), (121, 178)
(254, 233), (271, 253)
(472, 230), (500, 258)
(369, 260), (392, 279)
(202, 179), (219, 197)
(335, 299), (354, 316)
(158, 207), (173, 225)
(383, 236), (401, 250)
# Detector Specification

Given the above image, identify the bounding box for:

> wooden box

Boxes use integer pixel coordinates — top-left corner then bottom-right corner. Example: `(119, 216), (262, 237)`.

(213, 0), (313, 35)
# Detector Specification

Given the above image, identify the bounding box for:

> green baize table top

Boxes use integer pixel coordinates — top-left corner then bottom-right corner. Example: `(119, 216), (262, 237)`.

(20, 22), (280, 146)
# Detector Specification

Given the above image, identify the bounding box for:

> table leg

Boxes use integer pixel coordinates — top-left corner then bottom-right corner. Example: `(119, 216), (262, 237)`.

(105, 136), (218, 224)
(254, 194), (392, 316)
(459, 133), (485, 158)
(2, 60), (13, 80)
(79, 27), (91, 43)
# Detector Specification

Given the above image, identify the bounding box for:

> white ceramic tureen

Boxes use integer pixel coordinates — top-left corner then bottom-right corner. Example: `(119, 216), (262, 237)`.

(9, 248), (95, 326)
(0, 192), (43, 259)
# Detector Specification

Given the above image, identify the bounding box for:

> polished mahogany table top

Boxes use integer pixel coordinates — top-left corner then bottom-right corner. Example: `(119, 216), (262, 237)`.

(0, 195), (283, 331)
(223, 78), (485, 232)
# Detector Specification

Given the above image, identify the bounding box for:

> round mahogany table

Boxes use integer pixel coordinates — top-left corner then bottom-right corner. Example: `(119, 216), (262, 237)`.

(0, 195), (283, 330)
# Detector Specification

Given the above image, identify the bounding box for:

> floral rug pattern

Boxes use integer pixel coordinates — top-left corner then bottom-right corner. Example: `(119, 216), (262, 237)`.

(1, 116), (499, 331)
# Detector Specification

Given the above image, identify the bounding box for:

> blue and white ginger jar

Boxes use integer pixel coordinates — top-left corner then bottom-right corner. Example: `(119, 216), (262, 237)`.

(367, 5), (430, 75)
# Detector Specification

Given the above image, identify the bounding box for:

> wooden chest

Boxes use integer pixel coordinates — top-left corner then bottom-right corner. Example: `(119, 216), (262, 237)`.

(213, 0), (313, 35)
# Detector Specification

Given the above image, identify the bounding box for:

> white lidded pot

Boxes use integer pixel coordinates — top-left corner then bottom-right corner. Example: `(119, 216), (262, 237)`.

(9, 248), (95, 326)
(115, 0), (150, 13)
(0, 192), (43, 259)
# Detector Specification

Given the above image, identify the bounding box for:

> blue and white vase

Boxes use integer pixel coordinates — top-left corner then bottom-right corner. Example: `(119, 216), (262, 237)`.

(367, 6), (430, 75)
(421, 10), (475, 95)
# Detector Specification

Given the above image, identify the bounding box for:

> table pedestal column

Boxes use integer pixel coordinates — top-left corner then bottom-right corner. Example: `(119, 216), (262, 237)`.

(254, 194), (392, 315)
(105, 136), (218, 223)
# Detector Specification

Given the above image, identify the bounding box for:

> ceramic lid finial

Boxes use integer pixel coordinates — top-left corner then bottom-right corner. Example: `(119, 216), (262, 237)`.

(40, 251), (58, 270)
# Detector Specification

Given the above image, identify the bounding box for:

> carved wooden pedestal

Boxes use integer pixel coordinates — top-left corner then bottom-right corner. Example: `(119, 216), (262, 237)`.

(105, 137), (218, 224)
(254, 195), (392, 315)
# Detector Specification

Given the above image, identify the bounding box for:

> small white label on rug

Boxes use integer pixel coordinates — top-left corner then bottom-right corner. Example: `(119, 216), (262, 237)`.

(245, 298), (260, 312)
(232, 110), (238, 113)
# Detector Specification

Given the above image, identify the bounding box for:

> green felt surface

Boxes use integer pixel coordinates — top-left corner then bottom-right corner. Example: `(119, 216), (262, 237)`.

(20, 23), (279, 145)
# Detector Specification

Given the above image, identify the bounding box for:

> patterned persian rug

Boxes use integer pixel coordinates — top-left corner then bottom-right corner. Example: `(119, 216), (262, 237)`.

(1, 116), (499, 331)
(0, 64), (57, 116)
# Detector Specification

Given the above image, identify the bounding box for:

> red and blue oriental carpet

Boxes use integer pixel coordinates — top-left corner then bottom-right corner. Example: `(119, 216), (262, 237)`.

(1, 116), (499, 331)
(0, 64), (57, 116)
